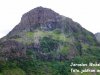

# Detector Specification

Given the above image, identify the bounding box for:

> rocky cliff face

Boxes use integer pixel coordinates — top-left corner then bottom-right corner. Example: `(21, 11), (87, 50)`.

(0, 7), (99, 60)
(7, 7), (62, 36)
(95, 33), (100, 43)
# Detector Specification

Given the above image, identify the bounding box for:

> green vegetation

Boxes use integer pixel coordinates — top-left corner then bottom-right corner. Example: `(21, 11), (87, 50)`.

(14, 32), (34, 44)
(40, 37), (59, 53)
(2, 68), (25, 75)
(59, 46), (70, 55)
(0, 45), (100, 75)
(0, 59), (71, 75)
(14, 30), (72, 44)
(1, 54), (100, 75)
(1, 29), (100, 75)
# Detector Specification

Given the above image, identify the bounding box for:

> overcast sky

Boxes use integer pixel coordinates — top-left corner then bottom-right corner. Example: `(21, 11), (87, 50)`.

(0, 0), (100, 38)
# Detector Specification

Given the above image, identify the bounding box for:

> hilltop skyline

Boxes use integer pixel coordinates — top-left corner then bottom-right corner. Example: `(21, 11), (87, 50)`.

(0, 0), (100, 38)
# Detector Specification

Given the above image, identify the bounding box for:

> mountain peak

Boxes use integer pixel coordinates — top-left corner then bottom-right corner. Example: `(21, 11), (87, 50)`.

(34, 6), (45, 9)
(0, 6), (99, 61)
(33, 6), (50, 11)
(21, 6), (61, 25)
(7, 7), (63, 37)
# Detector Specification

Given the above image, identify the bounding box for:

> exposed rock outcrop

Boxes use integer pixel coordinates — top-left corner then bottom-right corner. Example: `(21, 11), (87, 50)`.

(95, 33), (100, 43)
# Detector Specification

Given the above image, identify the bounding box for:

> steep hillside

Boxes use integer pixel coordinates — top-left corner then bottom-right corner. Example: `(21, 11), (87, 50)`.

(0, 7), (100, 75)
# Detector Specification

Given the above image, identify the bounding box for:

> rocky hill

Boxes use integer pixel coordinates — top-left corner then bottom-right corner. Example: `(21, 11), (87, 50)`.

(0, 7), (100, 75)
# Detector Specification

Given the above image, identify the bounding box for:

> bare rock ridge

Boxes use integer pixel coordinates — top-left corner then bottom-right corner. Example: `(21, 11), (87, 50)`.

(7, 6), (80, 37)
(8, 6), (63, 36)
(21, 6), (61, 24)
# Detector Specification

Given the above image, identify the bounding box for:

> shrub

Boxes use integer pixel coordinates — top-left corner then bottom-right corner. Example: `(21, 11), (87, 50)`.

(40, 37), (59, 53)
